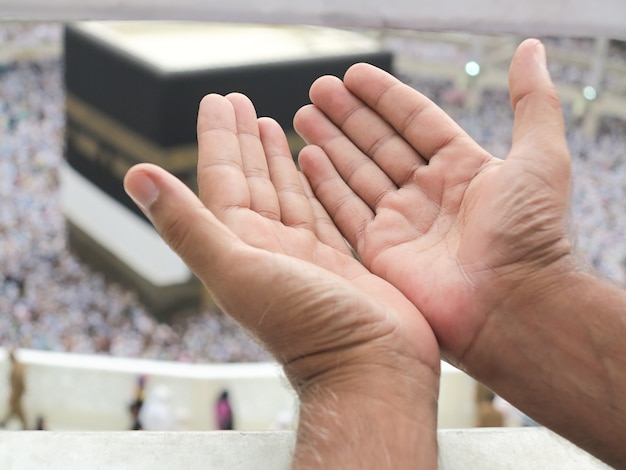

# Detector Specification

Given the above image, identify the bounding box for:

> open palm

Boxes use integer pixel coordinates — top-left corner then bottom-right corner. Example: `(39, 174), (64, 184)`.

(295, 39), (574, 364)
(125, 92), (439, 385)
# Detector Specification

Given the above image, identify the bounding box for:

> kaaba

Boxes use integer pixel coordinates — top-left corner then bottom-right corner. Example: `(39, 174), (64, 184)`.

(64, 22), (393, 216)
(62, 22), (394, 316)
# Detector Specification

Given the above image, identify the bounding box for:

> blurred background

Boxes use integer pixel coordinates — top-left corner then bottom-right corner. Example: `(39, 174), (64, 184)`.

(0, 21), (624, 432)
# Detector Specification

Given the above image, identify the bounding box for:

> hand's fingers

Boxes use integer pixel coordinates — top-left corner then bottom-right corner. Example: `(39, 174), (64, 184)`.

(297, 74), (425, 186)
(342, 63), (485, 162)
(123, 163), (379, 368)
(254, 115), (354, 257)
(298, 171), (353, 257)
(124, 163), (243, 290)
(227, 93), (281, 220)
(196, 94), (250, 215)
(299, 144), (374, 250)
(258, 116), (315, 230)
(123, 163), (330, 355)
(508, 39), (570, 175)
(295, 103), (397, 212)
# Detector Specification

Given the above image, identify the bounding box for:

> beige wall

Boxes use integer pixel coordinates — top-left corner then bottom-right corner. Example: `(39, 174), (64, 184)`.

(0, 348), (476, 431)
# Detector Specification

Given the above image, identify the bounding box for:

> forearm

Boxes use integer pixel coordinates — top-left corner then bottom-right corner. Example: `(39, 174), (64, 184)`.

(290, 362), (439, 469)
(466, 269), (626, 467)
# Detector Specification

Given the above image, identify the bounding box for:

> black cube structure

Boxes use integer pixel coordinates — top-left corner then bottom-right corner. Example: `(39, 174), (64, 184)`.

(64, 22), (393, 216)
(62, 22), (393, 316)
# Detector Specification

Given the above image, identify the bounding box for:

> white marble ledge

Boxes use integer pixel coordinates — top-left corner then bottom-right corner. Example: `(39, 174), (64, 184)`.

(0, 427), (611, 470)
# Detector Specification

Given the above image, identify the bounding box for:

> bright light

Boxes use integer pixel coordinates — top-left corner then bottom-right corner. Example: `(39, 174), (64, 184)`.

(582, 86), (597, 101)
(465, 61), (480, 77)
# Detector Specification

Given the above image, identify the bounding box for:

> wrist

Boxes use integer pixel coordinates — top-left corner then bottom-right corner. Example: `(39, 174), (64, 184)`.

(287, 341), (439, 469)
(458, 255), (576, 383)
(461, 262), (626, 468)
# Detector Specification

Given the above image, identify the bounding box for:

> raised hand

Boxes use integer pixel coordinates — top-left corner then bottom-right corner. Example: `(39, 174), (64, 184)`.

(294, 39), (574, 366)
(124, 93), (439, 467)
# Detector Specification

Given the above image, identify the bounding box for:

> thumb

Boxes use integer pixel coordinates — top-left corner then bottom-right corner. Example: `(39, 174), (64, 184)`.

(508, 39), (569, 171)
(123, 163), (299, 358)
(122, 163), (354, 367)
(123, 163), (240, 285)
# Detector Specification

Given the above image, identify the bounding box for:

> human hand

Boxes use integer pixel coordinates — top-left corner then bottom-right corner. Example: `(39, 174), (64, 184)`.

(124, 93), (439, 467)
(294, 39), (575, 367)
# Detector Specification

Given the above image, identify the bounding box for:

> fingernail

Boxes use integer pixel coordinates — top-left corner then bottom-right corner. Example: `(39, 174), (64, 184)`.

(125, 171), (159, 213)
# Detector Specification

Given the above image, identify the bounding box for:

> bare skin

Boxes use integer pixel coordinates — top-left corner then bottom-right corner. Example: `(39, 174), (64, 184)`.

(124, 94), (440, 469)
(125, 38), (626, 468)
(295, 39), (572, 364)
(294, 38), (626, 467)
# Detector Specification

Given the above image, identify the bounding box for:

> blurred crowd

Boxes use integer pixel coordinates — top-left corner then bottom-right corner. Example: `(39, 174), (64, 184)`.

(0, 23), (624, 363)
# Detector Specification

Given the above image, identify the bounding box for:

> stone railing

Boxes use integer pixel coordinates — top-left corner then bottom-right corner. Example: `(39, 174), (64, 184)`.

(0, 428), (611, 469)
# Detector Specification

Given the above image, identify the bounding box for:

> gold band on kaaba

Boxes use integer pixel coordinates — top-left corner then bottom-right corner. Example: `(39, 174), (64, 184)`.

(66, 93), (198, 179)
(66, 92), (307, 181)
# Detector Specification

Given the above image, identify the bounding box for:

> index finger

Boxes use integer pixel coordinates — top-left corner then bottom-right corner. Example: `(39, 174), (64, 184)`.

(343, 63), (483, 161)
